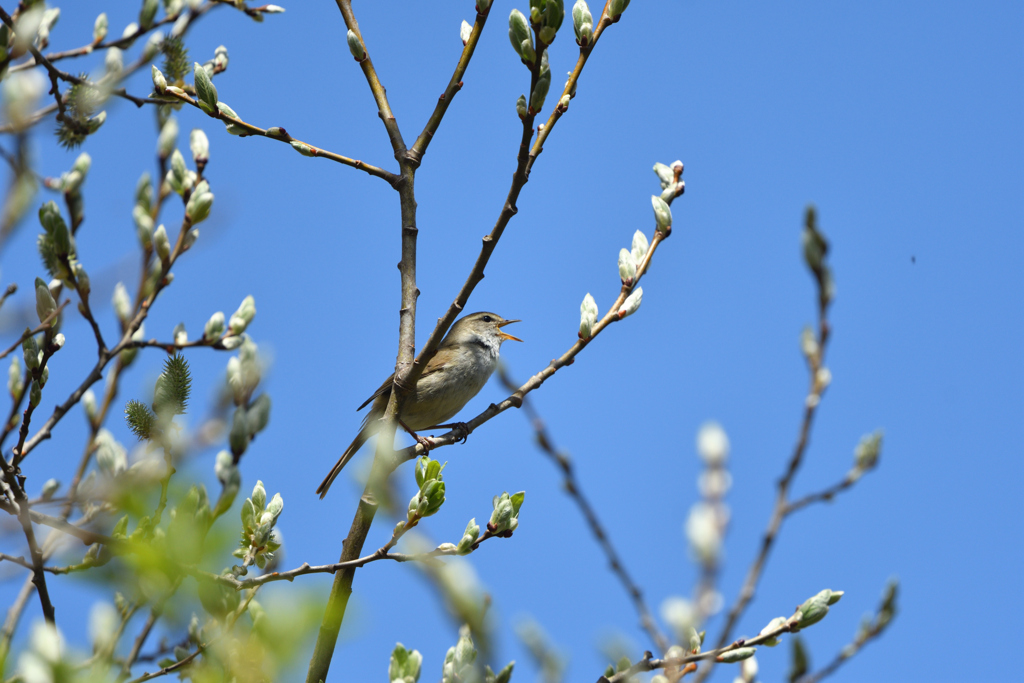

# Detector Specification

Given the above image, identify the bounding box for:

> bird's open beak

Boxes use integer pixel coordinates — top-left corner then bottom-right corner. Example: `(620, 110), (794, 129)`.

(498, 318), (523, 342)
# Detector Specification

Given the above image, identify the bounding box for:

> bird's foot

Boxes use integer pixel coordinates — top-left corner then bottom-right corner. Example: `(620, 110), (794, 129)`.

(400, 420), (434, 451)
(428, 422), (470, 444)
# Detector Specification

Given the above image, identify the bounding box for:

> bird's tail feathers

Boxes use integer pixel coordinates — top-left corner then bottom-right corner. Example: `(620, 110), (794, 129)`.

(316, 429), (371, 499)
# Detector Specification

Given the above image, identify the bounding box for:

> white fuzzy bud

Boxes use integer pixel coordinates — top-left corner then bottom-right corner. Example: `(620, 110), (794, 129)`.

(579, 293), (598, 339)
(617, 287), (642, 318)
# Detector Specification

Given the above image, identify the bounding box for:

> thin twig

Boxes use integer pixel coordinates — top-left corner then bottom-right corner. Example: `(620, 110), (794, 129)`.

(0, 299), (69, 361)
(154, 87), (399, 186)
(394, 222), (673, 465)
(497, 367), (670, 654)
(407, 6), (491, 164)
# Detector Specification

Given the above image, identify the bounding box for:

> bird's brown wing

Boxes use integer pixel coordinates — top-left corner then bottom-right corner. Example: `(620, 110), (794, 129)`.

(355, 354), (450, 411)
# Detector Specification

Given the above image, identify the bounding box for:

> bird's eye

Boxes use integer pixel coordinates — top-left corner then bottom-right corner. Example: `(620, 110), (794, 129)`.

(481, 315), (493, 322)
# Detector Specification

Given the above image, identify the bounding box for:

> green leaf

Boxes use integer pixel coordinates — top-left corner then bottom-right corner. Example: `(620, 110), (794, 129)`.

(787, 636), (809, 683)
(193, 62), (218, 112)
(510, 491), (525, 517)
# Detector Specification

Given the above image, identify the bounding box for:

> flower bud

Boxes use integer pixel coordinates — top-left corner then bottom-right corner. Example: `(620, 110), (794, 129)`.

(142, 31), (164, 61)
(652, 195), (672, 233)
(290, 141), (315, 157)
(653, 162), (674, 189)
(41, 478), (59, 501)
(153, 224), (171, 262)
(169, 149), (187, 189)
(618, 248), (636, 283)
(93, 13), (108, 43)
(190, 128), (209, 167)
(579, 292), (598, 339)
(186, 182), (214, 224)
(346, 29), (365, 61)
(389, 644), (423, 683)
(112, 283), (131, 324)
(86, 111), (106, 134)
(758, 616), (788, 646)
(8, 358), (22, 399)
(508, 9), (532, 62)
(204, 311), (225, 339)
(460, 20), (472, 45)
(29, 379), (42, 408)
(631, 230), (649, 265)
(82, 388), (96, 422)
(35, 277), (57, 323)
(716, 647), (755, 663)
(229, 296), (256, 335)
(696, 422), (729, 466)
(609, 0), (631, 20)
(572, 1), (593, 45)
(213, 45), (229, 73)
(104, 47), (123, 77)
(173, 323), (187, 346)
(617, 286), (642, 318)
(800, 326), (818, 361)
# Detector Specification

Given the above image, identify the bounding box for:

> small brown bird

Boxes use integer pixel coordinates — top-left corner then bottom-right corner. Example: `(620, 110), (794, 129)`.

(316, 312), (521, 498)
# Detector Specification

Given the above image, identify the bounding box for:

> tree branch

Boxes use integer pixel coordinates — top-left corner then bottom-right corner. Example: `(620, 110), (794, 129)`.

(497, 367), (671, 654)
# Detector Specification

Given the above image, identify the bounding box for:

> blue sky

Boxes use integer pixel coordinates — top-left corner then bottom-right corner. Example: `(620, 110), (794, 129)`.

(0, 1), (1021, 681)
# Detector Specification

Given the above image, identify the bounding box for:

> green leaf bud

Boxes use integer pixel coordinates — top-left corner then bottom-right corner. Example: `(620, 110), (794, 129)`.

(204, 311), (225, 339)
(508, 9), (534, 63)
(140, 0), (158, 29)
(229, 295), (256, 335)
(149, 63), (167, 94)
(572, 1), (593, 45)
(801, 205), (828, 274)
(153, 224), (171, 262)
(215, 449), (240, 488)
(290, 141), (315, 156)
(29, 380), (42, 408)
(41, 478), (59, 501)
(618, 247), (636, 283)
(716, 647), (755, 663)
(456, 518), (481, 555)
(631, 230), (649, 265)
(93, 13), (108, 43)
(230, 405), (249, 457)
(389, 643), (423, 683)
(854, 431), (882, 471)
(531, 51), (551, 111)
(617, 286), (642, 318)
(192, 62), (218, 113)
(477, 0), (493, 13)
(213, 45), (229, 73)
(460, 20), (472, 45)
(247, 393), (271, 436)
(346, 29), (366, 61)
(488, 491), (518, 534)
(250, 480), (267, 514)
(190, 128), (209, 167)
(516, 93), (528, 119)
(758, 616), (788, 646)
(579, 292), (598, 339)
(609, 0), (630, 19)
(264, 492), (283, 522)
(652, 195), (672, 232)
(22, 334), (39, 371)
(795, 590), (838, 630)
(34, 277), (57, 323)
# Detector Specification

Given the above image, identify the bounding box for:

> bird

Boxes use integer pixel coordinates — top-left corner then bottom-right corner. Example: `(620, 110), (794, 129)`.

(316, 312), (522, 498)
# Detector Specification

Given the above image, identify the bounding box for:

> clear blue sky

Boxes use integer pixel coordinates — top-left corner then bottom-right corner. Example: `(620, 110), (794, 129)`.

(0, 1), (1021, 681)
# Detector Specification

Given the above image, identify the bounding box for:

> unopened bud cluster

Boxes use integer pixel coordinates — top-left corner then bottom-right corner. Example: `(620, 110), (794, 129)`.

(409, 456), (446, 521)
(233, 480), (283, 572)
